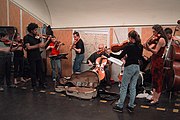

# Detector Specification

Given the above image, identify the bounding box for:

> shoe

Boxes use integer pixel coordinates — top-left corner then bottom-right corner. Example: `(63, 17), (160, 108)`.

(127, 106), (134, 113)
(53, 79), (56, 82)
(147, 101), (159, 106)
(113, 105), (123, 113)
(8, 84), (17, 88)
(14, 78), (19, 84)
(0, 87), (4, 92)
(32, 87), (38, 92)
(20, 77), (26, 82)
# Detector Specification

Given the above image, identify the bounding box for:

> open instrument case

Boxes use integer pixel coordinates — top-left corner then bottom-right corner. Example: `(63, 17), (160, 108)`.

(55, 70), (99, 99)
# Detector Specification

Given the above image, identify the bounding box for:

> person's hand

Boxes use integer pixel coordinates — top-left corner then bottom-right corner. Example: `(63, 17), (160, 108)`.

(101, 55), (107, 59)
(39, 42), (45, 48)
(88, 62), (93, 66)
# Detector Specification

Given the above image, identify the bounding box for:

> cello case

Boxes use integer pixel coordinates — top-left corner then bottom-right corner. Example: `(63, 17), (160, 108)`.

(58, 71), (99, 99)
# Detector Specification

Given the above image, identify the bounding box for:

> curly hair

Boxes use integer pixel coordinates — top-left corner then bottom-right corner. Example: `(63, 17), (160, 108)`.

(27, 23), (38, 33)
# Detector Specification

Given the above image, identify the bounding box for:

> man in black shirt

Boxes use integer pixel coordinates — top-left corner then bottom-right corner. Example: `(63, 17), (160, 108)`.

(87, 44), (111, 88)
(71, 31), (85, 73)
(24, 23), (48, 91)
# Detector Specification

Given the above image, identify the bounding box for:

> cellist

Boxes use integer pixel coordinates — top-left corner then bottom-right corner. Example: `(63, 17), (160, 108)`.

(87, 44), (111, 89)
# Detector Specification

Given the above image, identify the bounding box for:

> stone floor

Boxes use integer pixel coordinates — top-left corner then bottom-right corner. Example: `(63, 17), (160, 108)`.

(0, 77), (179, 120)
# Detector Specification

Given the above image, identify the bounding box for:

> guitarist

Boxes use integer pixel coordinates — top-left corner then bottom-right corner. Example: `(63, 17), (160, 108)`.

(87, 44), (111, 89)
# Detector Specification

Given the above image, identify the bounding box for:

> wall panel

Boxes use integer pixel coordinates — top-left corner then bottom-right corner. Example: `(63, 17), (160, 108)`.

(22, 10), (43, 37)
(46, 29), (73, 77)
(9, 1), (20, 32)
(0, 0), (7, 25)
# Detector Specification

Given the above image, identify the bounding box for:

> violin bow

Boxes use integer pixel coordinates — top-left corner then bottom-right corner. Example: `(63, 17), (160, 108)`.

(113, 29), (120, 44)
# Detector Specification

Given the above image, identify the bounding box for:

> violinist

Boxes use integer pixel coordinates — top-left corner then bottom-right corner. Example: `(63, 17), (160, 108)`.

(0, 33), (15, 91)
(111, 30), (143, 113)
(10, 33), (26, 84)
(46, 36), (63, 82)
(144, 25), (168, 105)
(23, 23), (48, 91)
(71, 31), (85, 74)
(87, 44), (111, 89)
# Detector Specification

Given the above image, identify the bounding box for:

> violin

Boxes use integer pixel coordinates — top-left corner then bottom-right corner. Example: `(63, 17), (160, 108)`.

(54, 41), (65, 49)
(70, 39), (79, 51)
(146, 34), (161, 45)
(143, 34), (161, 50)
(35, 34), (50, 39)
(11, 40), (23, 47)
(0, 38), (12, 46)
(111, 40), (129, 52)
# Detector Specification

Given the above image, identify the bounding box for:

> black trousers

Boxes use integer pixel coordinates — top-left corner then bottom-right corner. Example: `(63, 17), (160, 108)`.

(0, 53), (12, 86)
(13, 57), (24, 78)
(29, 59), (45, 88)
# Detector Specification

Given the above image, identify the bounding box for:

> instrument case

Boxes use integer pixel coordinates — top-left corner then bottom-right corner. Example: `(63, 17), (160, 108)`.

(56, 71), (99, 99)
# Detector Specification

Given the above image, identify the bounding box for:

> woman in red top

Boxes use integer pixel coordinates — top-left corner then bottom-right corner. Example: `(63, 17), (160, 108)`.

(46, 36), (63, 82)
(144, 24), (168, 105)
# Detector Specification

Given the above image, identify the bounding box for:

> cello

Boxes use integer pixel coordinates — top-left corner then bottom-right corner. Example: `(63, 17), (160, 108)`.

(164, 20), (180, 91)
(92, 50), (108, 81)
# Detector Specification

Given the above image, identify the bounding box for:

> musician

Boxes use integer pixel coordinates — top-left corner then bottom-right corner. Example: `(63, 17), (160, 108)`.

(71, 31), (85, 73)
(46, 36), (63, 82)
(0, 33), (14, 91)
(10, 33), (26, 84)
(23, 23), (48, 91)
(111, 30), (143, 113)
(144, 25), (168, 105)
(87, 44), (111, 88)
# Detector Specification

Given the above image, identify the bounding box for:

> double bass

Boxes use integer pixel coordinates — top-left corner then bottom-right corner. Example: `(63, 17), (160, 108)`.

(164, 20), (180, 91)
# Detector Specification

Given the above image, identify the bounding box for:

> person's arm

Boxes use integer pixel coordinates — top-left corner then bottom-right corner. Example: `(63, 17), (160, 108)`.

(110, 46), (128, 60)
(10, 45), (23, 52)
(0, 47), (10, 52)
(146, 38), (166, 54)
(46, 44), (54, 51)
(73, 47), (81, 53)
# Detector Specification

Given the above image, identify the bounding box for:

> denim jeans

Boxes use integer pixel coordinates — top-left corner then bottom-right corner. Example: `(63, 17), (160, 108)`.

(50, 59), (61, 80)
(73, 54), (84, 73)
(116, 64), (140, 108)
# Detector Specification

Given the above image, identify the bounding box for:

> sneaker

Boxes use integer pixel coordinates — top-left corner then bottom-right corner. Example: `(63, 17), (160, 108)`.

(127, 106), (134, 113)
(113, 105), (123, 113)
(32, 87), (38, 92)
(53, 79), (56, 82)
(8, 84), (17, 88)
(14, 78), (19, 84)
(0, 87), (4, 92)
(20, 77), (26, 82)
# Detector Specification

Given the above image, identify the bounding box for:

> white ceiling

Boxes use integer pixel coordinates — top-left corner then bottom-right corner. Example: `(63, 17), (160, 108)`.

(11, 0), (180, 28)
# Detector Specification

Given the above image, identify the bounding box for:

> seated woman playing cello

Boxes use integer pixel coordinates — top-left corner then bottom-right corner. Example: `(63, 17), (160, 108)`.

(87, 44), (111, 89)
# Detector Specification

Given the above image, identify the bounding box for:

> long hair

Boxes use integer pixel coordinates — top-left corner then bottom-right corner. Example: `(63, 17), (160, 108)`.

(152, 24), (168, 45)
(128, 30), (141, 48)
